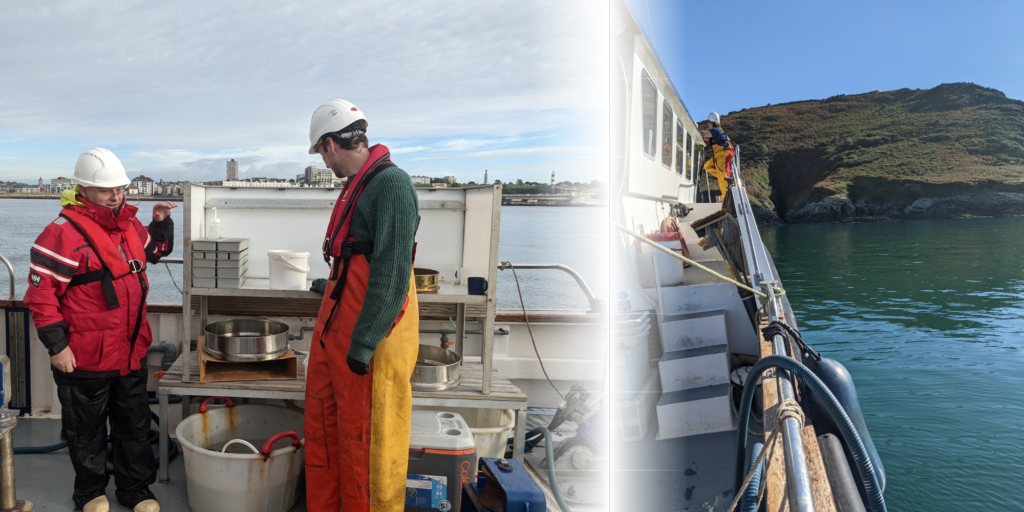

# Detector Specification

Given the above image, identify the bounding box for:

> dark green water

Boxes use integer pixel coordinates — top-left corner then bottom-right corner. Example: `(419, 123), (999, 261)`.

(761, 217), (1024, 511)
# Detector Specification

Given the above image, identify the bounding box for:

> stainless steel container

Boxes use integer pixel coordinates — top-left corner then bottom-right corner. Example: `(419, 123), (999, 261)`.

(203, 319), (291, 362)
(411, 345), (461, 391)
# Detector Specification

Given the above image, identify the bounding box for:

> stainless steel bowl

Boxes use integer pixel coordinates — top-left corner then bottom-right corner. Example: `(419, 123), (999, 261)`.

(203, 319), (291, 362)
(411, 345), (461, 391)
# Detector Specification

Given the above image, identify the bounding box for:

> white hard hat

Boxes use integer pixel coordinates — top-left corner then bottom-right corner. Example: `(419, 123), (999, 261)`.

(708, 112), (721, 123)
(74, 148), (129, 188)
(308, 99), (368, 154)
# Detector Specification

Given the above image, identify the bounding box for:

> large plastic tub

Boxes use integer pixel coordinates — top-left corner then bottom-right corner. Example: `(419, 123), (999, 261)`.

(175, 398), (305, 512)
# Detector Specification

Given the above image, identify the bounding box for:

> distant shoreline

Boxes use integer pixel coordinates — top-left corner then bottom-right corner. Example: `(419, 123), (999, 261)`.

(0, 193), (183, 201)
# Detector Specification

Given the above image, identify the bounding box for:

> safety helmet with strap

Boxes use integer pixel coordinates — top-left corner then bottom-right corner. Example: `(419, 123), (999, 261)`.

(308, 99), (368, 155)
(708, 112), (721, 123)
(74, 148), (130, 188)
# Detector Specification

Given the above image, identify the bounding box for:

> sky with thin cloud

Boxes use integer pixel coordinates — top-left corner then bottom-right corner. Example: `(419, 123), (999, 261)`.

(0, 0), (607, 185)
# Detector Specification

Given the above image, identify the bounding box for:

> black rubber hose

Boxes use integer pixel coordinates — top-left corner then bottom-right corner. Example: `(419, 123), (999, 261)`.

(148, 396), (183, 404)
(537, 427), (573, 512)
(13, 441), (67, 454)
(735, 355), (886, 512)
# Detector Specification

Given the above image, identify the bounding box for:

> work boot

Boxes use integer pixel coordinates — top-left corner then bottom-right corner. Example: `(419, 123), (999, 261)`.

(133, 499), (160, 512)
(83, 496), (110, 512)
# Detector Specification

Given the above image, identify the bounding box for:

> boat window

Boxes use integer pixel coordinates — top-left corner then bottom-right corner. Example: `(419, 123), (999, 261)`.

(662, 100), (672, 167)
(674, 118), (684, 176)
(641, 69), (657, 158)
(685, 131), (693, 181)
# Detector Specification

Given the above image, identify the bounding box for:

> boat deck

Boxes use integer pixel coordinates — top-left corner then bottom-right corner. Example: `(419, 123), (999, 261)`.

(613, 413), (759, 512)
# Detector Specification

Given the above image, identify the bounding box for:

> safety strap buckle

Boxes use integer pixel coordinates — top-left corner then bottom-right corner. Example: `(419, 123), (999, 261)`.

(127, 259), (144, 273)
(341, 241), (355, 259)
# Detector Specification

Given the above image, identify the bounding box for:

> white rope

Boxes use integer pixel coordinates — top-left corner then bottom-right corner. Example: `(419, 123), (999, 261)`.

(165, 263), (182, 295)
(609, 221), (767, 298)
(504, 261), (564, 401)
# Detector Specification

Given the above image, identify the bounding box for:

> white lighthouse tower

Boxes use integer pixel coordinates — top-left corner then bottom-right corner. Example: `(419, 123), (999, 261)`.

(550, 170), (555, 188)
(484, 169), (488, 185)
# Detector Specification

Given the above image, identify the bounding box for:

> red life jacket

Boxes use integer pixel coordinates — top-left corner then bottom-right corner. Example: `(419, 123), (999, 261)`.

(322, 144), (394, 264)
(59, 207), (150, 347)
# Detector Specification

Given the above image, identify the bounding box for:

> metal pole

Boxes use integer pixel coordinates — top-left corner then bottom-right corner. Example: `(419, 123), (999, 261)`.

(767, 286), (815, 512)
(0, 429), (14, 511)
(0, 256), (14, 300)
(0, 413), (31, 511)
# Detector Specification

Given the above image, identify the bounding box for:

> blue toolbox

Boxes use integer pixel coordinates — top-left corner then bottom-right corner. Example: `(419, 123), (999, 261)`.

(461, 458), (545, 512)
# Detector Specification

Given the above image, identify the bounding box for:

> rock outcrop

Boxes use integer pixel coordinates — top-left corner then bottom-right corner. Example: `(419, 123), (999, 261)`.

(782, 190), (1024, 224)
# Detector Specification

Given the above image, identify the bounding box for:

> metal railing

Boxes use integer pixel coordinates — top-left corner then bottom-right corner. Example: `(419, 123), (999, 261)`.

(730, 146), (816, 512)
(0, 255), (13, 300)
(496, 262), (604, 313)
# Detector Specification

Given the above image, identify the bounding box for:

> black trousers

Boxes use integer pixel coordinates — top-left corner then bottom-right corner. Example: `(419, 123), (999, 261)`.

(54, 368), (157, 509)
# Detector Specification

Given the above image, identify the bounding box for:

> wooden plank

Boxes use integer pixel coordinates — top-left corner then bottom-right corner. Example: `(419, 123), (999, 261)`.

(159, 351), (526, 402)
(146, 299), (488, 320)
(759, 320), (836, 512)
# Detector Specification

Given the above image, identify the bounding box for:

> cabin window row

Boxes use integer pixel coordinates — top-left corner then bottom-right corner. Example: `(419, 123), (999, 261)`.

(640, 68), (700, 182)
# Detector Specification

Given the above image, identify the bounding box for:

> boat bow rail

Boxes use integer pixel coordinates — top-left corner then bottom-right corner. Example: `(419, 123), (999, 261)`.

(730, 147), (817, 512)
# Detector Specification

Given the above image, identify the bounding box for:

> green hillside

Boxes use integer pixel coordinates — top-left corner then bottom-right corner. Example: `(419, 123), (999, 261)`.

(721, 83), (1024, 221)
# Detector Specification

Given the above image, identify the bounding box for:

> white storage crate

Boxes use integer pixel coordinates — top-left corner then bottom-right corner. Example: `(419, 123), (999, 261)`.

(612, 369), (660, 443)
(611, 341), (650, 395)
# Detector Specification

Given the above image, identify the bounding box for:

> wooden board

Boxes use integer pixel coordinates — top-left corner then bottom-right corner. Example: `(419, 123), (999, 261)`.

(145, 298), (488, 320)
(759, 319), (836, 512)
(197, 336), (298, 383)
(159, 351), (526, 403)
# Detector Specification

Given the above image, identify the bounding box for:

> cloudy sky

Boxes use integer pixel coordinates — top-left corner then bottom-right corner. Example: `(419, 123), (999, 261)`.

(0, 1), (607, 185)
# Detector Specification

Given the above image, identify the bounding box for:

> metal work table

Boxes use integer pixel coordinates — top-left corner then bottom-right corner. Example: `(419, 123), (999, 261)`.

(156, 352), (528, 483)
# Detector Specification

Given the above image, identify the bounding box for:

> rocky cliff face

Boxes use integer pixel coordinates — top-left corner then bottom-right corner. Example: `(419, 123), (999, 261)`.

(719, 83), (1024, 225)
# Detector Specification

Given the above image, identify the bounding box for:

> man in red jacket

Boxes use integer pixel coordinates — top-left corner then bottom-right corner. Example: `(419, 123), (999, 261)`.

(23, 148), (175, 512)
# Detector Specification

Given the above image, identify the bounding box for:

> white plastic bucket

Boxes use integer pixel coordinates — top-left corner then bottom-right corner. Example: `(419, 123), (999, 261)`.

(175, 401), (305, 512)
(267, 250), (310, 290)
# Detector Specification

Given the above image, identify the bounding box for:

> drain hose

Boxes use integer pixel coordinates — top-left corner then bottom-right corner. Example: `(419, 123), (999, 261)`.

(735, 355), (886, 512)
(740, 442), (764, 512)
(13, 441), (67, 454)
(537, 427), (573, 512)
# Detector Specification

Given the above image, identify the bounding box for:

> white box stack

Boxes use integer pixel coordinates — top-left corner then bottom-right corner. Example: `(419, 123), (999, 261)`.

(191, 238), (250, 288)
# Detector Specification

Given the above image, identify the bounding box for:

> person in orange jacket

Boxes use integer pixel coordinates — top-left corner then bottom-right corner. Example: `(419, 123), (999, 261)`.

(23, 148), (175, 512)
(303, 100), (421, 512)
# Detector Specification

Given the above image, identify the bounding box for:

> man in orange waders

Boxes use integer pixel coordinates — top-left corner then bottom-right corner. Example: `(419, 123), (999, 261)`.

(702, 111), (735, 202)
(303, 99), (420, 512)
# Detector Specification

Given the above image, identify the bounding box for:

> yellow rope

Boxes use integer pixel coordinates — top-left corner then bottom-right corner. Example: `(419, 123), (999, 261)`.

(610, 221), (767, 299)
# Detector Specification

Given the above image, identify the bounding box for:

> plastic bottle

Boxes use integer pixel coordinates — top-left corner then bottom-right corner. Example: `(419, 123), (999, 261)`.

(208, 207), (222, 239)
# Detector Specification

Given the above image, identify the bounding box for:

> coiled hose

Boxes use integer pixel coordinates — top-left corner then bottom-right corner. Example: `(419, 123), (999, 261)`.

(735, 355), (886, 512)
(741, 442), (764, 512)
(536, 427), (573, 512)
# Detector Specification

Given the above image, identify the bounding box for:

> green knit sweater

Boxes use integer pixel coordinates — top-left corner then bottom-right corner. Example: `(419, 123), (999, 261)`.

(346, 164), (420, 365)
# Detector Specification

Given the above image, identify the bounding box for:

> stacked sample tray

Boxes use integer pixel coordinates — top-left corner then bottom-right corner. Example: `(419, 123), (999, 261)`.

(191, 238), (249, 288)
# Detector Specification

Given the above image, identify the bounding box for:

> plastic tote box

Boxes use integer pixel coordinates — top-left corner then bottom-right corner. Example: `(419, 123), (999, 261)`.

(638, 232), (685, 286)
(407, 410), (476, 512)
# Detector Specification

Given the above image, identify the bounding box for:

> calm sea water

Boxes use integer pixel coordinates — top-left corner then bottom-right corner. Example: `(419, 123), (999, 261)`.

(0, 198), (606, 310)
(761, 217), (1024, 511)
